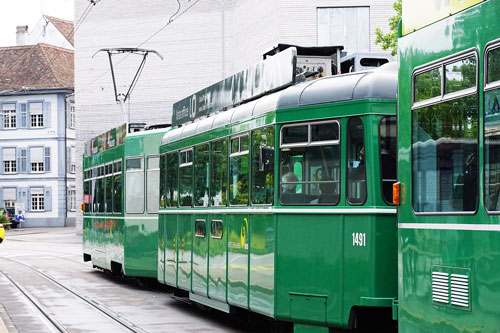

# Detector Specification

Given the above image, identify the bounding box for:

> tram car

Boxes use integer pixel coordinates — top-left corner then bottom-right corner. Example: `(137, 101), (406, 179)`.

(396, 0), (500, 331)
(157, 46), (398, 331)
(82, 124), (169, 278)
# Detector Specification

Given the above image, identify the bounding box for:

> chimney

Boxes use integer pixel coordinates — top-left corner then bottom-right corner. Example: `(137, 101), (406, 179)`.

(16, 25), (28, 46)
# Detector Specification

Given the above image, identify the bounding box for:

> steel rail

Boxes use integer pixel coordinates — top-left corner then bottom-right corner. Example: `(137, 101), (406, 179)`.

(3, 257), (149, 333)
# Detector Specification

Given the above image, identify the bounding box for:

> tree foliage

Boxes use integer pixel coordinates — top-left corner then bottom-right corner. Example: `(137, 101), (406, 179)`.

(375, 0), (402, 56)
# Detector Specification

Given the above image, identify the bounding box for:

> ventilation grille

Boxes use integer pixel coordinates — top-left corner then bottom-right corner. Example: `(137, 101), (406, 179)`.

(432, 271), (449, 304)
(450, 274), (469, 307)
(431, 267), (470, 311)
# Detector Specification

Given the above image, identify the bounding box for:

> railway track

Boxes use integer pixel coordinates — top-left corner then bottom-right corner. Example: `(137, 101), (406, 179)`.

(1, 257), (149, 333)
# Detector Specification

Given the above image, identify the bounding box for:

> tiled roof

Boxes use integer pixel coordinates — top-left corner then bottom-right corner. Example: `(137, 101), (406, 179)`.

(44, 15), (74, 47)
(0, 43), (74, 92)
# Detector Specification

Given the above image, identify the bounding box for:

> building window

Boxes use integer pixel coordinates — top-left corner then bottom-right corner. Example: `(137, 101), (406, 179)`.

(317, 7), (370, 54)
(30, 102), (43, 127)
(30, 147), (44, 172)
(70, 105), (75, 129)
(70, 188), (76, 211)
(3, 148), (16, 174)
(3, 104), (16, 129)
(31, 188), (44, 211)
(3, 188), (16, 208)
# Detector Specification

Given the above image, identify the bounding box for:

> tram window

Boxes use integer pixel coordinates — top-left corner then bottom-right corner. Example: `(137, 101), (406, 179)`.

(252, 127), (274, 205)
(91, 168), (97, 212)
(210, 139), (228, 207)
(412, 95), (478, 212)
(126, 157), (145, 214)
(159, 154), (167, 209)
(445, 56), (476, 95)
(166, 152), (179, 207)
(194, 144), (210, 207)
(113, 160), (122, 213)
(281, 125), (308, 145)
(105, 164), (113, 213)
(311, 122), (339, 142)
(279, 120), (340, 206)
(195, 220), (206, 238)
(229, 134), (250, 205)
(97, 166), (105, 213)
(414, 67), (442, 102)
(147, 156), (160, 213)
(487, 47), (500, 84)
(83, 180), (90, 213)
(347, 117), (367, 205)
(379, 116), (397, 205)
(179, 149), (193, 207)
(211, 220), (223, 239)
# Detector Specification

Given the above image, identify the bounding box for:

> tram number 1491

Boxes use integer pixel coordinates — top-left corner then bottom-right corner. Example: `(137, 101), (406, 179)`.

(352, 233), (366, 247)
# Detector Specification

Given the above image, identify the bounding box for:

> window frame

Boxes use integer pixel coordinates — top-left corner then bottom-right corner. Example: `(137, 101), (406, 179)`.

(146, 154), (160, 214)
(280, 120), (340, 148)
(378, 116), (397, 206)
(210, 138), (228, 207)
(2, 105), (16, 129)
(112, 159), (123, 214)
(251, 125), (275, 206)
(412, 48), (479, 110)
(125, 156), (145, 214)
(179, 148), (194, 208)
(193, 142), (211, 208)
(279, 119), (342, 206)
(229, 132), (250, 207)
(346, 116), (367, 206)
(483, 38), (500, 215)
(411, 48), (480, 216)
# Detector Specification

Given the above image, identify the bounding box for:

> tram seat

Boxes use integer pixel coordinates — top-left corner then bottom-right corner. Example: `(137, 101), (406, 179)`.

(280, 193), (310, 205)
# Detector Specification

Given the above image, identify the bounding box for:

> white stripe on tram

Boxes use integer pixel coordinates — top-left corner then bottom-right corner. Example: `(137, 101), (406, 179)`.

(158, 208), (396, 214)
(83, 216), (157, 220)
(398, 223), (500, 231)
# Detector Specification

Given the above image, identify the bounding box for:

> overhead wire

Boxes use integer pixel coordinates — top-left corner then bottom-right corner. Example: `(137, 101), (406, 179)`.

(31, 1), (96, 84)
(74, 0), (202, 97)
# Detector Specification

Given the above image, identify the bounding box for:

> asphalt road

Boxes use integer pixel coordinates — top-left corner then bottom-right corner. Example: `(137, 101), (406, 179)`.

(0, 227), (270, 333)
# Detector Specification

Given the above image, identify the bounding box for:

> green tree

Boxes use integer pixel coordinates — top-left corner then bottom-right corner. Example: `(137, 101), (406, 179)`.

(375, 0), (402, 56)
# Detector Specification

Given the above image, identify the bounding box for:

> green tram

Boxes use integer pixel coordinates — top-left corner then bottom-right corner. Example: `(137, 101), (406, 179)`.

(397, 0), (500, 330)
(82, 125), (168, 278)
(158, 62), (398, 331)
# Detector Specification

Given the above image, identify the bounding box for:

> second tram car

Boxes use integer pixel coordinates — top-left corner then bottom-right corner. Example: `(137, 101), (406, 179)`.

(157, 56), (398, 330)
(83, 125), (168, 278)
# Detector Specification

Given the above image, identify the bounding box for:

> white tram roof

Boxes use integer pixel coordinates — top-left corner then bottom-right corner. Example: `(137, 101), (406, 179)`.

(162, 62), (397, 146)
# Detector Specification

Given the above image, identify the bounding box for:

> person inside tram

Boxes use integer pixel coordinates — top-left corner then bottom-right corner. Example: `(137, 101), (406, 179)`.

(281, 171), (298, 194)
(462, 152), (477, 211)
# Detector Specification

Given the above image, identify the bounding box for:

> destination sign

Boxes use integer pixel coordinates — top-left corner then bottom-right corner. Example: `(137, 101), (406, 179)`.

(172, 47), (297, 126)
(402, 0), (485, 36)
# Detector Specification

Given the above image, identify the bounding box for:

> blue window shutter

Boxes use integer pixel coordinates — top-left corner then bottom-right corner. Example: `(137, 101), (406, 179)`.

(0, 188), (3, 208)
(0, 103), (3, 129)
(26, 148), (30, 173)
(44, 186), (52, 211)
(20, 103), (27, 128)
(27, 103), (31, 129)
(27, 188), (31, 212)
(0, 148), (3, 174)
(16, 147), (20, 173)
(20, 148), (27, 173)
(16, 103), (20, 129)
(44, 147), (51, 172)
(43, 101), (51, 128)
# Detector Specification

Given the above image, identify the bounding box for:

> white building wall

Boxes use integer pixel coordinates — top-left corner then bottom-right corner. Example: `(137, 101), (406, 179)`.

(74, 0), (396, 231)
